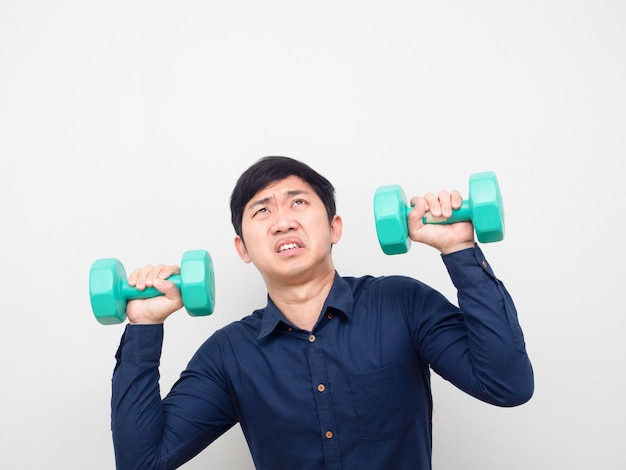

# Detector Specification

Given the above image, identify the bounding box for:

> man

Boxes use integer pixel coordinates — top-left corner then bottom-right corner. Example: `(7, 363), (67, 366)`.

(111, 156), (534, 469)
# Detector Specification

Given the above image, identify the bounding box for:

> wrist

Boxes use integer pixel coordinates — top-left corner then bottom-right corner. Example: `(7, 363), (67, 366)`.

(129, 319), (165, 325)
(440, 240), (475, 255)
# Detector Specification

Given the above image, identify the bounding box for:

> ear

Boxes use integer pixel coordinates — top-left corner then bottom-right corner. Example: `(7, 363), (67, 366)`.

(234, 235), (252, 263)
(330, 214), (343, 245)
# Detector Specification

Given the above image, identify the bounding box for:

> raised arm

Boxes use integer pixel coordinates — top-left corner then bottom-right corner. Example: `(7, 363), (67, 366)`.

(407, 186), (533, 405)
(111, 263), (236, 469)
(416, 246), (534, 406)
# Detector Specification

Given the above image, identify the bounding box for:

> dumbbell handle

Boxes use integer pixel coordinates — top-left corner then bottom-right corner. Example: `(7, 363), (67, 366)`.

(422, 199), (471, 225)
(121, 274), (183, 301)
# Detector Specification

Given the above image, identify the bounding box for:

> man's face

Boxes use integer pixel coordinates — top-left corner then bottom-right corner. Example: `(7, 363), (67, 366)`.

(234, 175), (342, 285)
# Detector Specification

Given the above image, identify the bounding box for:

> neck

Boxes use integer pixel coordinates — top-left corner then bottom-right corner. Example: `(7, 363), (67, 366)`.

(266, 267), (336, 331)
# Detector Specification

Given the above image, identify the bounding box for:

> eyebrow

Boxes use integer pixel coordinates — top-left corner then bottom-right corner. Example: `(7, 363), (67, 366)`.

(247, 189), (311, 212)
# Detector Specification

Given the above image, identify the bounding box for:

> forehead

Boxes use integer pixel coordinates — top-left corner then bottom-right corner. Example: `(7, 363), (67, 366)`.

(247, 175), (316, 204)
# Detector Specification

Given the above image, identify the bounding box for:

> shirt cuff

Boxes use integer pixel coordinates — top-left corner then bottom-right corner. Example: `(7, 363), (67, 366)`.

(441, 244), (497, 289)
(115, 323), (164, 364)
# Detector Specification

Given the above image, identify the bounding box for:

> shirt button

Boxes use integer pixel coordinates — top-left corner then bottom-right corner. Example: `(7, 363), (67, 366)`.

(325, 431), (333, 439)
(317, 384), (326, 392)
(308, 334), (316, 343)
(327, 313), (334, 320)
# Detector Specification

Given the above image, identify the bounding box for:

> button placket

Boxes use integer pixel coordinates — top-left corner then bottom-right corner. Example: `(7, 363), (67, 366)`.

(306, 331), (341, 466)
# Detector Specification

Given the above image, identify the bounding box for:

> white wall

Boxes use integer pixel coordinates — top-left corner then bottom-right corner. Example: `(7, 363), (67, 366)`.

(1, 1), (624, 468)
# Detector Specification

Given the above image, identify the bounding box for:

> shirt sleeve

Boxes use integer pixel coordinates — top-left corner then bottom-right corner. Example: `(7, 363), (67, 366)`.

(417, 244), (534, 407)
(111, 325), (237, 470)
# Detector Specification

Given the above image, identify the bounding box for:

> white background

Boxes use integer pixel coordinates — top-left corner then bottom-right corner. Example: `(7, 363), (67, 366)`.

(1, 1), (624, 469)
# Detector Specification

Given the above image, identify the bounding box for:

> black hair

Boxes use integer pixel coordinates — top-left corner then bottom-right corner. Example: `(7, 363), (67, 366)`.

(230, 156), (336, 238)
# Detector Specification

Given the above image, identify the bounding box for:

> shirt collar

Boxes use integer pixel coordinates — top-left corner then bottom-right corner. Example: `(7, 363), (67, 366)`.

(257, 272), (354, 339)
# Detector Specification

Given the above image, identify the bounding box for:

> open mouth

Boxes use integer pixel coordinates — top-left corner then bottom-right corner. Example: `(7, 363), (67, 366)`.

(278, 243), (300, 253)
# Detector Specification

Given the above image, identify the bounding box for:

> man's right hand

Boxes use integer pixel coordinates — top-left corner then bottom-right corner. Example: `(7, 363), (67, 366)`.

(126, 264), (184, 324)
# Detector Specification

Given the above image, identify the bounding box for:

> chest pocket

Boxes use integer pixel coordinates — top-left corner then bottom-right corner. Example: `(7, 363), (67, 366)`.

(350, 360), (418, 440)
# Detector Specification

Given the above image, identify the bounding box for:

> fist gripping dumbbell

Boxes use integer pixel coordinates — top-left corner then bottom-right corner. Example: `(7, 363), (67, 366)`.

(373, 171), (505, 255)
(89, 249), (215, 325)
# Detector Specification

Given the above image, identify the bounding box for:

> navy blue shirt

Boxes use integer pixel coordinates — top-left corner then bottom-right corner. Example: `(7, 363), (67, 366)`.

(111, 246), (533, 469)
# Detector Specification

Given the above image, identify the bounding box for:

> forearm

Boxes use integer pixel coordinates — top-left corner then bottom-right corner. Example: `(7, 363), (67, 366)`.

(440, 245), (534, 406)
(111, 324), (167, 470)
(111, 325), (238, 470)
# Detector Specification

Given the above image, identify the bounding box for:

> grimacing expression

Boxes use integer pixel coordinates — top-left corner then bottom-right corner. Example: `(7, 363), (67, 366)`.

(234, 176), (342, 281)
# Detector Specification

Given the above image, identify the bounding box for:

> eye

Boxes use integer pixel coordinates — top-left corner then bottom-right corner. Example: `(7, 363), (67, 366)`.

(293, 199), (305, 207)
(252, 207), (268, 217)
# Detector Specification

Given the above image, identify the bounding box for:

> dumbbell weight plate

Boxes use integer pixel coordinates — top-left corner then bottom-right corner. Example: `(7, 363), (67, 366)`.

(179, 249), (215, 316)
(373, 184), (412, 255)
(467, 172), (505, 243)
(89, 258), (130, 325)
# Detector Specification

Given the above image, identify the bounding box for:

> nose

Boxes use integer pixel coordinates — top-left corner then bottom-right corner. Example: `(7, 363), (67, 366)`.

(271, 207), (297, 233)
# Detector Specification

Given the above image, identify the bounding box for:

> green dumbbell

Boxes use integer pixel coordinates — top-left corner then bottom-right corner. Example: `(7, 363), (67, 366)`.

(89, 249), (215, 325)
(373, 171), (505, 255)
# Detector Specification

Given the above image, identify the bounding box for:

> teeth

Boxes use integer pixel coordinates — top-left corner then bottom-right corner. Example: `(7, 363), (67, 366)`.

(279, 243), (299, 252)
